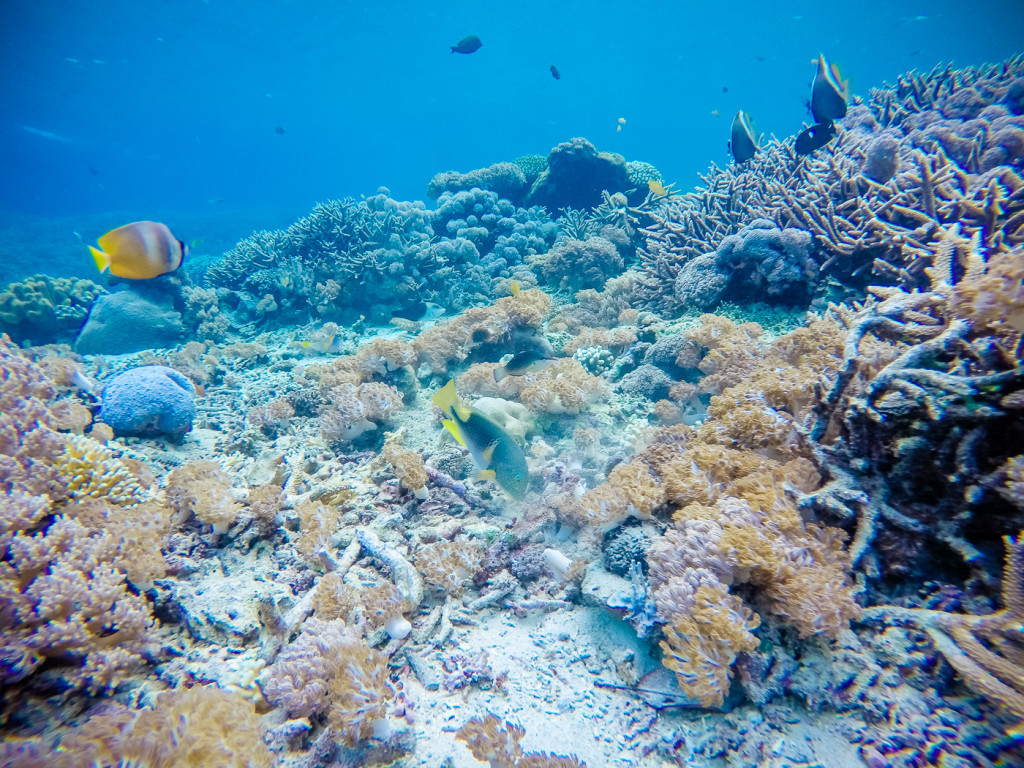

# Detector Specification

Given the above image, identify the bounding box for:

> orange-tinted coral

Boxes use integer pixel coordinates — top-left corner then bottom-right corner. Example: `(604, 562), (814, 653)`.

(50, 684), (272, 768)
(416, 539), (485, 595)
(166, 460), (239, 534)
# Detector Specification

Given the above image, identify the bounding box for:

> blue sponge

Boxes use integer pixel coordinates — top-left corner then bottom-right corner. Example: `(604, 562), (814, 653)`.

(100, 366), (196, 439)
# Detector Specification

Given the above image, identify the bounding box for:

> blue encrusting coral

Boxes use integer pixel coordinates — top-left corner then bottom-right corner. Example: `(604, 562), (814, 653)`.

(1, 5), (1024, 766)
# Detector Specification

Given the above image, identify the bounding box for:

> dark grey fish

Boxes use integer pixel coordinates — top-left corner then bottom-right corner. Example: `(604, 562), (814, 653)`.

(795, 121), (837, 155)
(811, 53), (847, 123)
(451, 35), (482, 54)
(729, 111), (758, 163)
(550, 65), (560, 80)
(493, 350), (556, 381)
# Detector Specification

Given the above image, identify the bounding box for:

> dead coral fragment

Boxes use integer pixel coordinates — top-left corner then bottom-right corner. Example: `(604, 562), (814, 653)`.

(862, 531), (1024, 721)
(457, 712), (587, 767)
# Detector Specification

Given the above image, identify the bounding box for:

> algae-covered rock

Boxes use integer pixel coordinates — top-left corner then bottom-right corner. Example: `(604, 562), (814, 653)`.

(0, 273), (106, 344)
(75, 290), (183, 354)
(525, 137), (630, 211)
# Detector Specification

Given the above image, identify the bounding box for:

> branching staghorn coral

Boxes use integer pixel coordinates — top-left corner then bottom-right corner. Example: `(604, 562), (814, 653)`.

(803, 241), (1024, 579)
(637, 54), (1024, 315)
(862, 531), (1024, 723)
(9, 684), (274, 768)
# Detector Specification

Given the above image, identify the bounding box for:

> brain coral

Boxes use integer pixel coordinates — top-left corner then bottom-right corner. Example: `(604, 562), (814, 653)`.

(100, 365), (197, 439)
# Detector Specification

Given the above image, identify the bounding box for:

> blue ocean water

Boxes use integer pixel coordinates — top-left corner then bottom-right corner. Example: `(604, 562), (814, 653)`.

(2, 0), (1020, 222)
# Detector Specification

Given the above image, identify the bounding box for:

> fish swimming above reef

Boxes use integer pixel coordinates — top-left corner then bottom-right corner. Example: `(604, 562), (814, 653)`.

(432, 379), (529, 499)
(391, 300), (445, 323)
(550, 65), (561, 80)
(795, 121), (837, 155)
(729, 111), (759, 163)
(493, 350), (556, 382)
(451, 35), (482, 54)
(88, 221), (187, 280)
(810, 53), (848, 124)
(648, 179), (669, 196)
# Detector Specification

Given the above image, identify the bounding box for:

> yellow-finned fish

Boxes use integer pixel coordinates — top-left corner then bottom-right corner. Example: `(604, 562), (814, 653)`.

(509, 279), (520, 297)
(648, 179), (668, 196)
(432, 379), (529, 499)
(88, 221), (187, 280)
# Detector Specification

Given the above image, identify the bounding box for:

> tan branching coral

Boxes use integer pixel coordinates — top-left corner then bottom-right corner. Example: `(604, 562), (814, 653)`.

(166, 460), (240, 534)
(659, 582), (760, 707)
(863, 531), (1024, 722)
(411, 289), (551, 375)
(294, 500), (341, 562)
(62, 434), (147, 506)
(0, 337), (164, 691)
(379, 433), (429, 497)
(458, 358), (608, 415)
(49, 684), (272, 768)
(264, 618), (392, 746)
(416, 539), (485, 595)
(456, 712), (587, 768)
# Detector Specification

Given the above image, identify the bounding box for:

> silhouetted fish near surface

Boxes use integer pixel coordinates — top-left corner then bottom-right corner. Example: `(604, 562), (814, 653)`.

(729, 111), (759, 163)
(451, 35), (482, 54)
(795, 121), (837, 155)
(88, 221), (188, 280)
(811, 53), (848, 124)
(274, 125), (285, 134)
(550, 65), (560, 80)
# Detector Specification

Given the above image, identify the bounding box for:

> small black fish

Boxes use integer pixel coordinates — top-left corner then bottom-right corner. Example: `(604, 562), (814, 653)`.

(451, 35), (482, 54)
(795, 121), (836, 155)
(729, 111), (758, 164)
(722, 86), (728, 93)
(274, 125), (285, 135)
(810, 53), (847, 124)
(88, 166), (99, 175)
(550, 65), (560, 80)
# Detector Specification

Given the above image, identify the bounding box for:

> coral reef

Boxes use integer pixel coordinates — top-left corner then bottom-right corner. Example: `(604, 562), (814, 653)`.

(0, 274), (105, 344)
(525, 137), (630, 211)
(99, 365), (197, 439)
(205, 188), (556, 331)
(456, 712), (586, 767)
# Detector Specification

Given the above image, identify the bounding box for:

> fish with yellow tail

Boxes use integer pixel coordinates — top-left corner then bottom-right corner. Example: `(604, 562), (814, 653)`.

(88, 221), (187, 280)
(432, 379), (529, 499)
